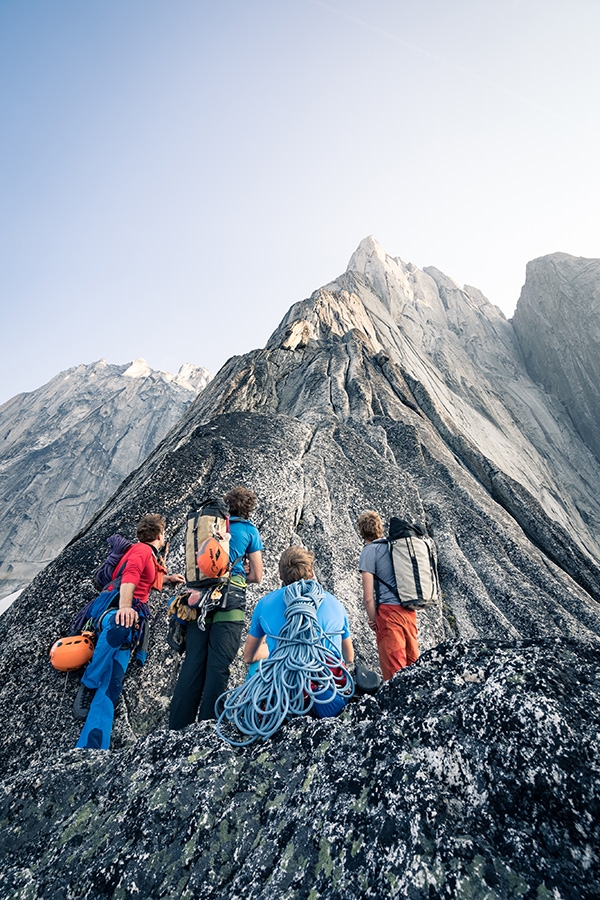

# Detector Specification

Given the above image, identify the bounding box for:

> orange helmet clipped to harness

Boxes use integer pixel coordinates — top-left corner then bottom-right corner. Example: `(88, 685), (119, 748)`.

(196, 537), (229, 579)
(49, 632), (95, 672)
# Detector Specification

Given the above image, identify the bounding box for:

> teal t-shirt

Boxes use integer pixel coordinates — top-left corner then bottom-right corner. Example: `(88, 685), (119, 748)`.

(228, 518), (263, 578)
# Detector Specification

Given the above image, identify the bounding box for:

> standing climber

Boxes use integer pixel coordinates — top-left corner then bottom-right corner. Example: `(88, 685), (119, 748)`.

(168, 486), (264, 728)
(358, 509), (419, 680)
(74, 513), (185, 749)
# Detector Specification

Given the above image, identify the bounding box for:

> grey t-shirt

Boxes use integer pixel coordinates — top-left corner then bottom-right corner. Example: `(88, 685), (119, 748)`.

(359, 540), (399, 606)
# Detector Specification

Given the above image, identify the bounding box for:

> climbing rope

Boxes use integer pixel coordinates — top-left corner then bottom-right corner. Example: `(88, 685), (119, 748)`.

(215, 579), (354, 746)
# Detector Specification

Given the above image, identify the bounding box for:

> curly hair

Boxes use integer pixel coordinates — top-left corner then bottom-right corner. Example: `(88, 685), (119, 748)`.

(278, 547), (315, 586)
(136, 513), (166, 543)
(224, 486), (257, 520)
(357, 510), (384, 542)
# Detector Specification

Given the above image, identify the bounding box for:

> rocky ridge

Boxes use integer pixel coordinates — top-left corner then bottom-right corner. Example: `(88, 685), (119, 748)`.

(0, 358), (211, 598)
(1, 239), (599, 898)
(1, 639), (598, 899)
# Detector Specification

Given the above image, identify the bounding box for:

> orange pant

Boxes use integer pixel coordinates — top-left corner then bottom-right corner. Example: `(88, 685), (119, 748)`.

(376, 604), (419, 680)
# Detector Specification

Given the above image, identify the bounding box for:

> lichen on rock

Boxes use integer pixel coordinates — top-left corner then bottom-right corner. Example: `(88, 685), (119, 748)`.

(1, 640), (598, 899)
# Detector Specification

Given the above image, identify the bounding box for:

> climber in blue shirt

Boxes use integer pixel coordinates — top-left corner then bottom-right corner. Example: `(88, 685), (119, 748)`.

(244, 546), (354, 673)
(214, 547), (355, 743)
(169, 486), (264, 728)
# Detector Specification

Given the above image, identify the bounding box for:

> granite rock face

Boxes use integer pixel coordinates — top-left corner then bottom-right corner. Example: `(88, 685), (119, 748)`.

(1, 639), (598, 899)
(1, 238), (600, 897)
(0, 358), (211, 598)
(512, 252), (600, 464)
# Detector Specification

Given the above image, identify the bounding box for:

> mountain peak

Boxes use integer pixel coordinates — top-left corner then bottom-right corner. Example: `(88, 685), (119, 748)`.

(123, 358), (152, 378)
(513, 250), (600, 461)
(0, 356), (211, 599)
(173, 363), (212, 393)
(346, 235), (395, 274)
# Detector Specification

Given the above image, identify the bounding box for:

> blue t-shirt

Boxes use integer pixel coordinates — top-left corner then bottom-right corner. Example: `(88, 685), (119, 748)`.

(359, 539), (399, 605)
(249, 582), (351, 657)
(228, 518), (263, 578)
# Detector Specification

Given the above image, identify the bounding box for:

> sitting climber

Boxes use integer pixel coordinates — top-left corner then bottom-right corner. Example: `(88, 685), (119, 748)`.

(358, 509), (419, 680)
(74, 513), (184, 750)
(168, 486), (264, 729)
(244, 546), (354, 674)
(215, 547), (355, 745)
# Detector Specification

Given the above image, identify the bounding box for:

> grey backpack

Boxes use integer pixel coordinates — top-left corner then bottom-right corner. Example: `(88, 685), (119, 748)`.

(375, 518), (440, 611)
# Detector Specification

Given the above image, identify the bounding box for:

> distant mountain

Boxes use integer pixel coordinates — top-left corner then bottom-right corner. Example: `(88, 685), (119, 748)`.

(513, 252), (600, 463)
(1, 240), (599, 897)
(0, 358), (211, 598)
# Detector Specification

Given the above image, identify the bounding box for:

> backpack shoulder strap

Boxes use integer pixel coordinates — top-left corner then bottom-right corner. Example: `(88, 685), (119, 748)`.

(372, 572), (399, 604)
(108, 547), (135, 590)
(368, 539), (399, 605)
(190, 510), (202, 584)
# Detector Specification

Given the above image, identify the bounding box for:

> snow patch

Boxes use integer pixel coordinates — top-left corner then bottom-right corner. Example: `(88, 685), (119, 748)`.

(123, 358), (153, 379)
(0, 588), (24, 618)
(121, 358), (210, 392)
(173, 364), (212, 393)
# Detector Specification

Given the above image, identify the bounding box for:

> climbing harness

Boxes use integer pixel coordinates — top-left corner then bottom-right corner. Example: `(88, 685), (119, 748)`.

(215, 579), (354, 746)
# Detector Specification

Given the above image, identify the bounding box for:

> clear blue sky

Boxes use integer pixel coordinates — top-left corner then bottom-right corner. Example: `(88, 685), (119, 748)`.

(1, 0), (598, 405)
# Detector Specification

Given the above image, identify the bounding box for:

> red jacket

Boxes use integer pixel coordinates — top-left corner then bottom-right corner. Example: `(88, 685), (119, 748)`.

(110, 543), (159, 604)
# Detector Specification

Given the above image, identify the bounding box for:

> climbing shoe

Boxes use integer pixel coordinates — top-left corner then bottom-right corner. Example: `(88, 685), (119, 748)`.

(73, 683), (96, 720)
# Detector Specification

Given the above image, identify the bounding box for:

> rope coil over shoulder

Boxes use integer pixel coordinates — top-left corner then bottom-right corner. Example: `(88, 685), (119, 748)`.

(215, 579), (354, 746)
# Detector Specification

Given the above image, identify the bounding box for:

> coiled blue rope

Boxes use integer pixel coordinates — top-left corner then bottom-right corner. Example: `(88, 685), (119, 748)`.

(215, 579), (355, 746)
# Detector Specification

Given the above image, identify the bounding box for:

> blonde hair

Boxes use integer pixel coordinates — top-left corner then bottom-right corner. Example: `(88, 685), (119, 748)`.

(279, 547), (315, 585)
(357, 510), (384, 542)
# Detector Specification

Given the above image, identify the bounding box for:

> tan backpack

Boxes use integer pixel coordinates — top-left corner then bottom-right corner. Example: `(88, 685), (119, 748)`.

(185, 499), (230, 588)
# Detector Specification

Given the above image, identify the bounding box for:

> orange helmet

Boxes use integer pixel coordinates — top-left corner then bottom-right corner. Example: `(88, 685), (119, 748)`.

(196, 537), (229, 578)
(49, 632), (95, 672)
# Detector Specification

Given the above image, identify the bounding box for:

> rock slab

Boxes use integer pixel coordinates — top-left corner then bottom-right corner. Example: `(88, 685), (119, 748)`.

(513, 253), (600, 464)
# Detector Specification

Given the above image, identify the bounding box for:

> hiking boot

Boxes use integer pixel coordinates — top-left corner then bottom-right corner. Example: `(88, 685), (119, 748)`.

(73, 683), (96, 720)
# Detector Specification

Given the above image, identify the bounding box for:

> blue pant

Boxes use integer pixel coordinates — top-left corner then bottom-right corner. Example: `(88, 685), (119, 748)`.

(76, 611), (133, 750)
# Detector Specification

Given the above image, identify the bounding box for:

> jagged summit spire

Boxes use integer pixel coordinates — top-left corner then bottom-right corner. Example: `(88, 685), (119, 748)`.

(345, 235), (414, 289)
(346, 235), (392, 271)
